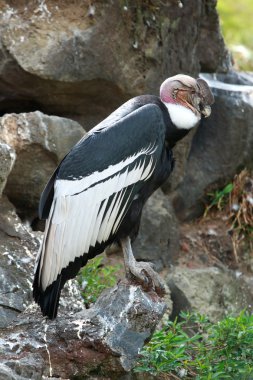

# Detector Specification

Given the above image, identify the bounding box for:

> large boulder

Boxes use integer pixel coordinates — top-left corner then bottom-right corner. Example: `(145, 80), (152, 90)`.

(170, 71), (253, 220)
(0, 111), (84, 215)
(167, 266), (253, 321)
(0, 1), (230, 128)
(0, 282), (166, 379)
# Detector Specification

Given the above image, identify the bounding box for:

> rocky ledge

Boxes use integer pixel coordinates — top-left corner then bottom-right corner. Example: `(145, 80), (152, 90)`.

(0, 282), (166, 379)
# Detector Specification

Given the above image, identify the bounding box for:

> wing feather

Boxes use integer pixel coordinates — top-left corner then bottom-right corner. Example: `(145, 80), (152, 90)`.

(85, 202), (101, 249)
(112, 188), (131, 234)
(97, 168), (129, 243)
(103, 189), (127, 241)
(90, 199), (108, 247)
(39, 146), (156, 291)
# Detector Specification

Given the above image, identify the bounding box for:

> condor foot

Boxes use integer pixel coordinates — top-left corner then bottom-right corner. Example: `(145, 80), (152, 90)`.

(126, 260), (166, 296)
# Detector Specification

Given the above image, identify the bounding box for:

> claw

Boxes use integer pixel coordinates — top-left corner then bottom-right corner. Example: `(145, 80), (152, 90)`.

(120, 235), (166, 296)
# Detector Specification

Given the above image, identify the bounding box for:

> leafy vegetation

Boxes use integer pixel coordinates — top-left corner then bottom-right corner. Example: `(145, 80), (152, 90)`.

(135, 311), (253, 379)
(77, 255), (120, 307)
(217, 0), (253, 70)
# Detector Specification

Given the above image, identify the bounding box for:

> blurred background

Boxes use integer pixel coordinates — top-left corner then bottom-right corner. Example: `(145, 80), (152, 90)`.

(218, 0), (253, 70)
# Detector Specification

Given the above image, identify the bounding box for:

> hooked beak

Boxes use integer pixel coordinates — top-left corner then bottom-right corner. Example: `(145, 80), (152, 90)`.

(201, 104), (212, 118)
(196, 78), (214, 118)
(191, 93), (212, 118)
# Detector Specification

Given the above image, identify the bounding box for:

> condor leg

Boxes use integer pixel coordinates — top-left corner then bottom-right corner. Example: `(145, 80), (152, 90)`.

(120, 236), (165, 296)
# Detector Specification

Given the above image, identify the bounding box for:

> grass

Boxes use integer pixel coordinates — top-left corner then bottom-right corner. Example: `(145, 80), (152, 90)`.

(135, 311), (253, 379)
(77, 255), (120, 307)
(217, 0), (253, 70)
(204, 183), (233, 217)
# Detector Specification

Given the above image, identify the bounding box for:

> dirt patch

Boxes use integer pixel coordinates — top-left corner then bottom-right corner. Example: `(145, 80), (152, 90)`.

(178, 212), (234, 267)
(178, 211), (253, 275)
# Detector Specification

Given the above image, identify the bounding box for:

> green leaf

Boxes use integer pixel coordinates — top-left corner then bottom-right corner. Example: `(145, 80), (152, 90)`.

(134, 310), (253, 378)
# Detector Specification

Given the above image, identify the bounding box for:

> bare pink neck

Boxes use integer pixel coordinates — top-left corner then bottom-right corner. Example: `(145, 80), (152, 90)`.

(160, 94), (178, 104)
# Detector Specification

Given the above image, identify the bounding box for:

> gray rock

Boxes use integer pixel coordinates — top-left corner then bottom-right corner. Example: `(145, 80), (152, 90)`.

(0, 111), (85, 215)
(133, 189), (179, 269)
(0, 282), (167, 379)
(197, 0), (232, 72)
(0, 196), (40, 327)
(0, 364), (25, 380)
(167, 266), (253, 321)
(0, 143), (15, 196)
(0, 2), (230, 127)
(171, 71), (253, 220)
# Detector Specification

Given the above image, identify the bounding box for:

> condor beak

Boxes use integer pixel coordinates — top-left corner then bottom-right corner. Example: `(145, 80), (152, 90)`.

(196, 78), (214, 118)
(201, 104), (212, 118)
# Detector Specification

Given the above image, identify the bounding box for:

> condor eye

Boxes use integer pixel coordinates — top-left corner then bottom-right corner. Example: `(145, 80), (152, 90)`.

(172, 89), (178, 99)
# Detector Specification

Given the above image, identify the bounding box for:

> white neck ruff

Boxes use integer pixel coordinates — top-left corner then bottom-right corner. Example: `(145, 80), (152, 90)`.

(164, 102), (200, 130)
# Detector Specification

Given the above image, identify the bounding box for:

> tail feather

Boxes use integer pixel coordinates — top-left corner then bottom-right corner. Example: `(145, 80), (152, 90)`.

(33, 254), (89, 319)
(33, 239), (109, 319)
(33, 264), (62, 319)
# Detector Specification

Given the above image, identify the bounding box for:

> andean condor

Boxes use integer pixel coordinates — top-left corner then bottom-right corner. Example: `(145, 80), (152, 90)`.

(33, 74), (214, 319)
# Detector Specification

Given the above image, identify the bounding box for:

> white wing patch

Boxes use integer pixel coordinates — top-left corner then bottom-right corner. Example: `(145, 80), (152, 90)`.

(39, 145), (156, 291)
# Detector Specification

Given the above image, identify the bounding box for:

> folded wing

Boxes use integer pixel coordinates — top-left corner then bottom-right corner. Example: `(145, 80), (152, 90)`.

(39, 143), (157, 291)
